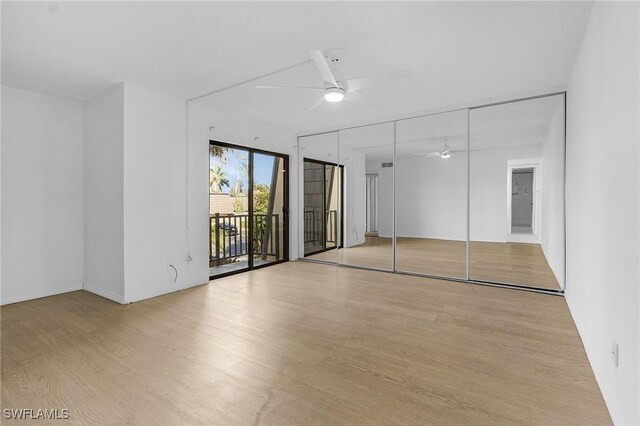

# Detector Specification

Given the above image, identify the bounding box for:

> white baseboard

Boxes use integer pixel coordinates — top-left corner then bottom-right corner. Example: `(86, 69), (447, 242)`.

(506, 233), (540, 244)
(0, 284), (82, 306)
(83, 283), (125, 304)
(125, 281), (208, 304)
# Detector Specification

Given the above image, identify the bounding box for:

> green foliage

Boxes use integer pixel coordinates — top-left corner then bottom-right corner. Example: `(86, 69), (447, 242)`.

(253, 184), (270, 214)
(232, 198), (245, 213)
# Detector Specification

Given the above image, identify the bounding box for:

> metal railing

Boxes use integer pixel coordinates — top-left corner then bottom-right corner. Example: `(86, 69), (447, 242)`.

(210, 213), (280, 266)
(303, 209), (337, 248)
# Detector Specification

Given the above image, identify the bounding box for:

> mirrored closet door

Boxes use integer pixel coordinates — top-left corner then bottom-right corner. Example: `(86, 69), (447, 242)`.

(338, 123), (394, 271)
(395, 110), (468, 279)
(469, 94), (566, 290)
(298, 92), (566, 293)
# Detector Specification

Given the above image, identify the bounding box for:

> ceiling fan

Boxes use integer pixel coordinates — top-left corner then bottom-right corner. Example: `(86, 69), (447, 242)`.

(256, 49), (412, 112)
(411, 139), (464, 159)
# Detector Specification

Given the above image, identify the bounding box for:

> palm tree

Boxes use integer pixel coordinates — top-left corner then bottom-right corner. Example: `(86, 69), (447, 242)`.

(210, 166), (230, 193)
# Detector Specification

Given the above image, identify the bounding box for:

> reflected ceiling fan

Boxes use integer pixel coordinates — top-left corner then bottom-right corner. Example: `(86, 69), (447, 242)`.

(411, 139), (464, 159)
(256, 49), (412, 112)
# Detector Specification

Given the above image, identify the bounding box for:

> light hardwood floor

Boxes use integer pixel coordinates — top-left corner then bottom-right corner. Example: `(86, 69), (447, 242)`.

(1, 262), (607, 424)
(307, 237), (561, 290)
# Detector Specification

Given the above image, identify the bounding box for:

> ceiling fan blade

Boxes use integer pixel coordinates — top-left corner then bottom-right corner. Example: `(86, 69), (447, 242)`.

(345, 91), (367, 103)
(305, 96), (326, 114)
(411, 152), (440, 157)
(345, 69), (413, 93)
(256, 85), (324, 90)
(309, 50), (338, 86)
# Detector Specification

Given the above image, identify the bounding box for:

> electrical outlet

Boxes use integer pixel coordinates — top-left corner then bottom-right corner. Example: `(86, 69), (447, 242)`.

(612, 340), (619, 368)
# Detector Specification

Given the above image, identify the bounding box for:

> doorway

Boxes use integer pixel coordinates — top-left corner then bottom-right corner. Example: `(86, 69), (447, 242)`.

(511, 168), (534, 234)
(506, 158), (540, 244)
(209, 141), (288, 279)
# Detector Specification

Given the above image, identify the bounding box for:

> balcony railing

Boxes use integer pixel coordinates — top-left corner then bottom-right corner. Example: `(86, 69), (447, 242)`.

(210, 213), (280, 266)
(303, 209), (338, 247)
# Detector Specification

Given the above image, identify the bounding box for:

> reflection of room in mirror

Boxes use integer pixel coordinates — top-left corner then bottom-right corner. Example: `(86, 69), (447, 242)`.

(395, 109), (469, 279)
(511, 168), (534, 234)
(470, 94), (565, 290)
(299, 132), (341, 263)
(337, 123), (394, 270)
(298, 94), (566, 291)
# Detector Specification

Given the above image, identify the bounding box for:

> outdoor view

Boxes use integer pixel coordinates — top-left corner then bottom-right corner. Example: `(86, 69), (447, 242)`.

(209, 144), (286, 276)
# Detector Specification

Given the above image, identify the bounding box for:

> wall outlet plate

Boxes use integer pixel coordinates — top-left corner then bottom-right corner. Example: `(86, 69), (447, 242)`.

(612, 340), (619, 368)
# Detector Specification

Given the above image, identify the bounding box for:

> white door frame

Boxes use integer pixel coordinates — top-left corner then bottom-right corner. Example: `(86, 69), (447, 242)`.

(365, 173), (379, 233)
(506, 158), (541, 243)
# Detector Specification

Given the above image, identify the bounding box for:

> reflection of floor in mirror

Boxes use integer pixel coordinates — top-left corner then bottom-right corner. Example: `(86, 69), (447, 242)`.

(306, 236), (561, 290)
(304, 244), (324, 256)
(304, 244), (338, 258)
(511, 225), (533, 234)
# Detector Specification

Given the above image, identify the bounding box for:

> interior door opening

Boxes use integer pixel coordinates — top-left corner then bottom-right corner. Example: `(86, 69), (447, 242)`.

(511, 167), (534, 234)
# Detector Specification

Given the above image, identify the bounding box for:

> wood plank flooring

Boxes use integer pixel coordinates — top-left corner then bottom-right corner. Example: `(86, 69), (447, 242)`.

(1, 261), (607, 424)
(307, 237), (561, 290)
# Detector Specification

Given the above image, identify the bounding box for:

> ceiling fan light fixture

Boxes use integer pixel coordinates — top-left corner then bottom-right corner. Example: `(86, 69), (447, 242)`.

(324, 87), (345, 102)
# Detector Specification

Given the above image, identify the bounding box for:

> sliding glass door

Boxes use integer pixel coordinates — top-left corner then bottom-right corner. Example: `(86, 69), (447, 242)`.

(209, 142), (288, 278)
(299, 131), (343, 262)
(209, 144), (250, 275)
(252, 152), (287, 267)
(302, 159), (343, 258)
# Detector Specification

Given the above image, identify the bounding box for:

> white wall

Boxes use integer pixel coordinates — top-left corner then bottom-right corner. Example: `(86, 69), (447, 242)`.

(565, 2), (640, 425)
(365, 160), (393, 238)
(385, 144), (542, 242)
(470, 144), (543, 242)
(343, 148), (366, 247)
(395, 153), (467, 241)
(541, 103), (566, 288)
(123, 83), (202, 302)
(1, 86), (84, 304)
(83, 84), (125, 303)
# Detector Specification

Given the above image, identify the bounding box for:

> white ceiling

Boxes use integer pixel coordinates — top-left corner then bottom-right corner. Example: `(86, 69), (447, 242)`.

(2, 1), (590, 135)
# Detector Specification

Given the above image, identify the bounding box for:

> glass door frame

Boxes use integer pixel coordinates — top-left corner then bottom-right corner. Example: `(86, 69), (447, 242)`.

(209, 140), (289, 280)
(302, 157), (345, 258)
